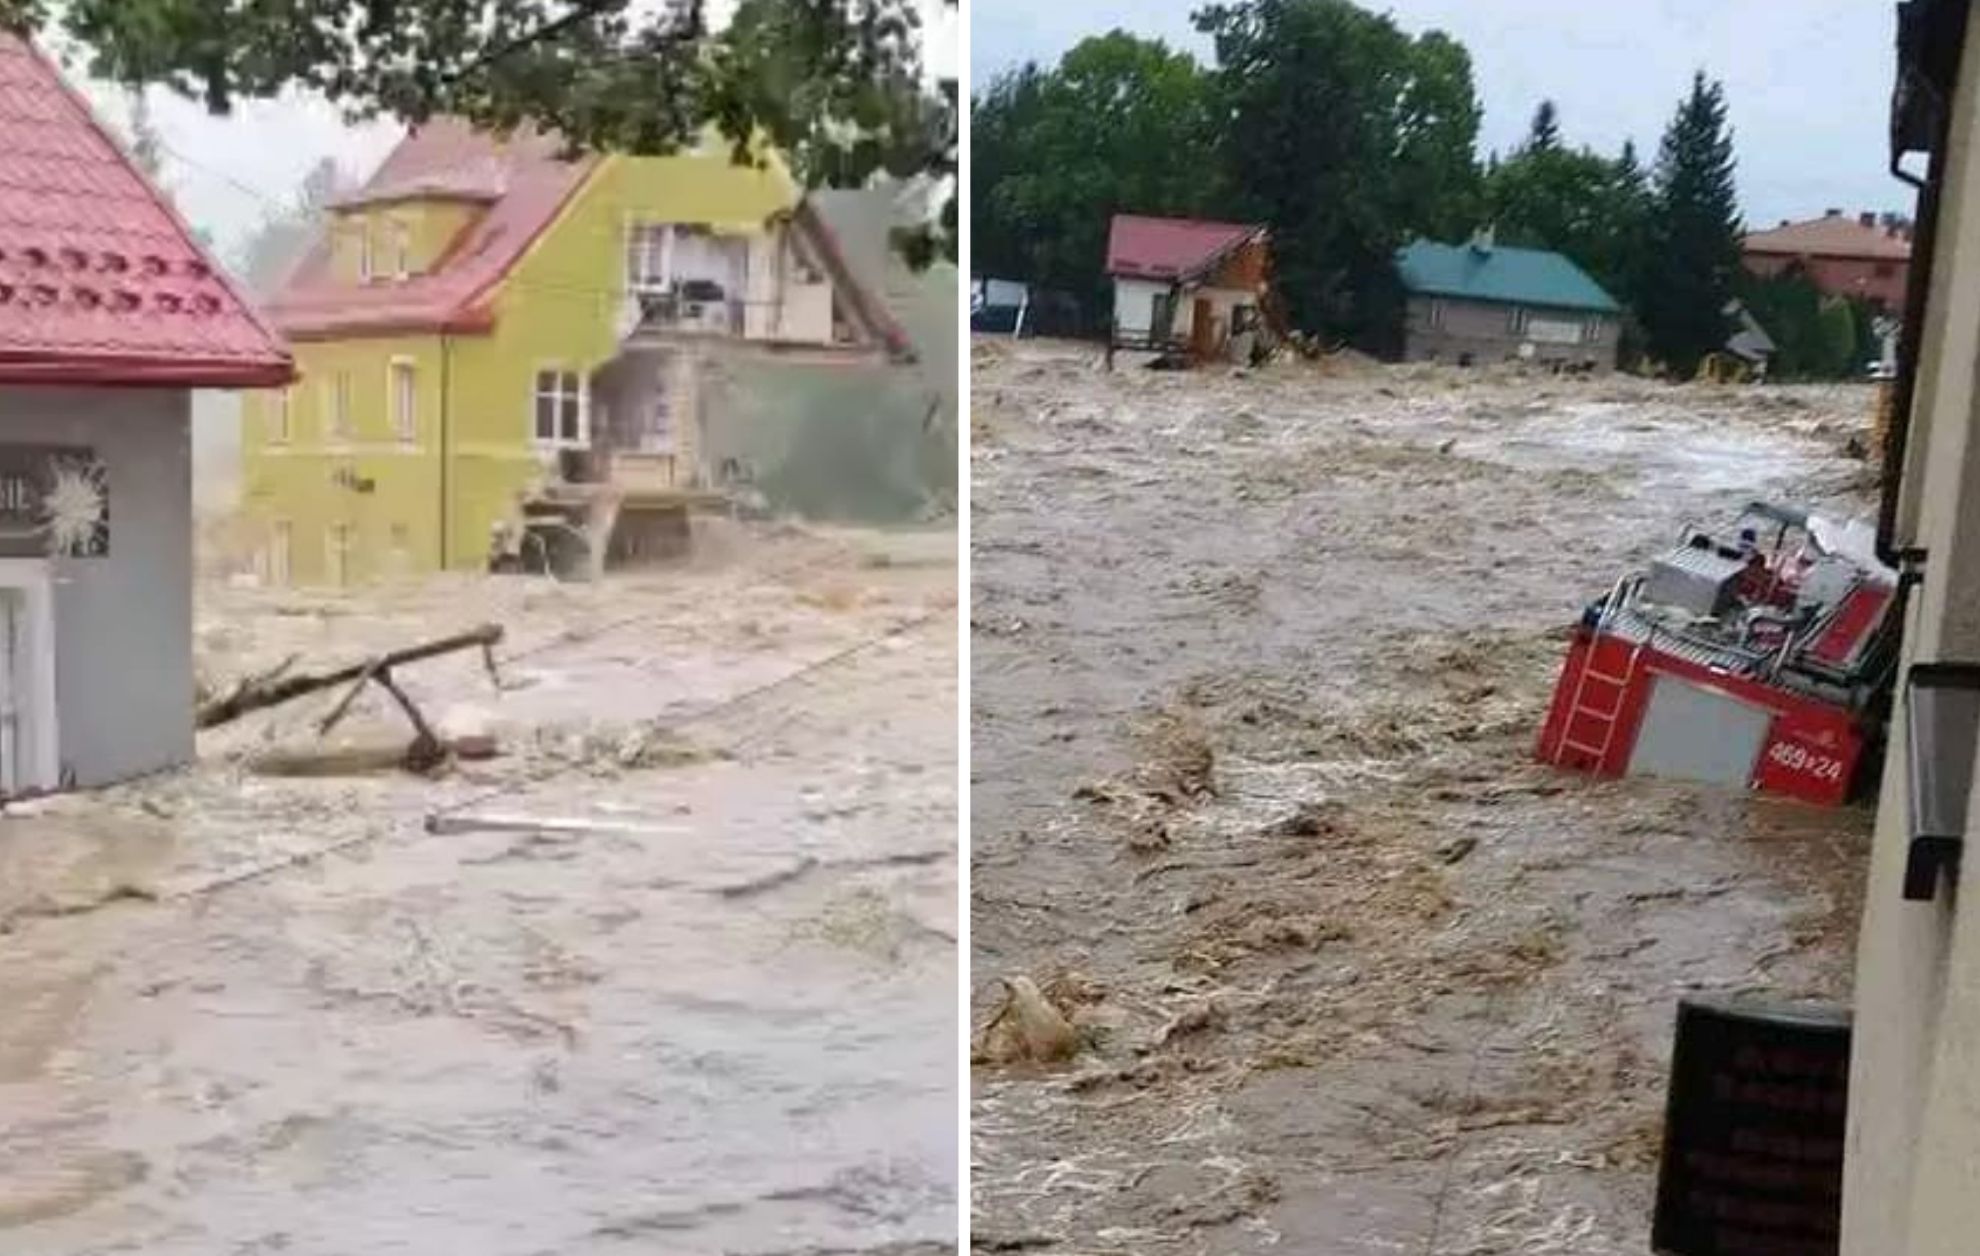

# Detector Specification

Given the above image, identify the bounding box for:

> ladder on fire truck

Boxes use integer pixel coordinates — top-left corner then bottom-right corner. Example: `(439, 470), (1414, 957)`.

(1552, 577), (1648, 769)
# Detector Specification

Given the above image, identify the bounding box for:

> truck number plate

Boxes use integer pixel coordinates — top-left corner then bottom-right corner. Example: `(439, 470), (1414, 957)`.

(1768, 741), (1845, 783)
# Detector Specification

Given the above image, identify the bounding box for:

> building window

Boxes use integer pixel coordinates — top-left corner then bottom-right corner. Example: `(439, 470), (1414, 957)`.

(1509, 307), (1531, 335)
(357, 222), (375, 283)
(389, 359), (417, 443)
(326, 523), (354, 587)
(323, 372), (352, 441)
(1428, 300), (1446, 329)
(267, 520), (292, 585)
(627, 223), (672, 293)
(1584, 316), (1604, 344)
(533, 369), (586, 445)
(390, 220), (412, 280)
(268, 387), (293, 444)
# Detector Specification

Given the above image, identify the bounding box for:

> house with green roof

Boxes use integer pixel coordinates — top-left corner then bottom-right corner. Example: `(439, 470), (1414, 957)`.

(1396, 231), (1622, 369)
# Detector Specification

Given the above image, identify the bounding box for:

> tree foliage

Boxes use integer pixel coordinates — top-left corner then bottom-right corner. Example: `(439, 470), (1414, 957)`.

(1638, 71), (1742, 375)
(974, 3), (1763, 371)
(1193, 0), (1482, 350)
(1525, 99), (1560, 153)
(1736, 266), (1877, 380)
(1482, 104), (1649, 305)
(971, 32), (1217, 316)
(0, 0), (955, 263)
(237, 157), (354, 296)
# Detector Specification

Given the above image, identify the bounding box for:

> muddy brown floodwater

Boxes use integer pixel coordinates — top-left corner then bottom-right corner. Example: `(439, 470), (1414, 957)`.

(969, 339), (1878, 1254)
(0, 521), (957, 1256)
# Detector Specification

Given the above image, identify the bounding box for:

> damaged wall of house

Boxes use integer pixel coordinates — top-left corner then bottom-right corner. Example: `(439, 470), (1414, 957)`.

(700, 350), (957, 523)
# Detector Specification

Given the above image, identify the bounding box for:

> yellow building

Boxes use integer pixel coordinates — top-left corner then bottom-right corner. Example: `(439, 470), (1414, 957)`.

(243, 120), (910, 584)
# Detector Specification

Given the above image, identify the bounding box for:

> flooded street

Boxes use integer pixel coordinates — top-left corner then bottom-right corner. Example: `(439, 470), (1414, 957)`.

(969, 340), (1876, 1253)
(0, 524), (958, 1255)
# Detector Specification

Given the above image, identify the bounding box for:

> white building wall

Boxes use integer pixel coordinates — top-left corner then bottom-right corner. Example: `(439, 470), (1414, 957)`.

(0, 385), (194, 788)
(1112, 277), (1168, 338)
(1845, 8), (1980, 1252)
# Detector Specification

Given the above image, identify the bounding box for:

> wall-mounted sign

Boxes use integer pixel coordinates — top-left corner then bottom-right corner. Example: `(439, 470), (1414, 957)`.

(0, 445), (108, 558)
(1653, 998), (1850, 1256)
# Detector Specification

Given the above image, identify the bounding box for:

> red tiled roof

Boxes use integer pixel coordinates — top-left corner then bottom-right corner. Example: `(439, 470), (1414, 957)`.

(268, 119), (596, 339)
(1106, 214), (1264, 280)
(0, 34), (292, 387)
(1743, 213), (1912, 261)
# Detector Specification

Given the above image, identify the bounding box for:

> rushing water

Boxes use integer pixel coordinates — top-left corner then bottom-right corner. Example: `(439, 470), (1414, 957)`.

(0, 533), (958, 1255)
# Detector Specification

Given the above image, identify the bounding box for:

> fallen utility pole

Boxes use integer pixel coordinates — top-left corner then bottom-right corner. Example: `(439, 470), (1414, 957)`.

(196, 624), (506, 755)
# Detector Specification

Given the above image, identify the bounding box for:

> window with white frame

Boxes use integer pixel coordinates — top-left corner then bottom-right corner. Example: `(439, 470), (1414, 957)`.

(391, 220), (412, 280)
(268, 387), (293, 444)
(357, 222), (375, 283)
(323, 372), (353, 441)
(268, 520), (292, 585)
(1509, 306), (1531, 334)
(533, 369), (585, 445)
(627, 223), (672, 292)
(1427, 300), (1446, 329)
(389, 360), (417, 443)
(1584, 316), (1604, 344)
(326, 523), (354, 587)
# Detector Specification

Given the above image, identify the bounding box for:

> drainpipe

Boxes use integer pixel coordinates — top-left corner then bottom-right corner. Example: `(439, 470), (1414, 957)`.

(1880, 0), (1970, 573)
(439, 333), (452, 569)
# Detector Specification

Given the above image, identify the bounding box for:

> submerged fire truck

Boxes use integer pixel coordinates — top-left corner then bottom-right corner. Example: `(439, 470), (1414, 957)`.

(1537, 502), (1903, 805)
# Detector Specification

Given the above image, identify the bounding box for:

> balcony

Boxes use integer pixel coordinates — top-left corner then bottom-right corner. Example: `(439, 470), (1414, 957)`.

(631, 279), (743, 337)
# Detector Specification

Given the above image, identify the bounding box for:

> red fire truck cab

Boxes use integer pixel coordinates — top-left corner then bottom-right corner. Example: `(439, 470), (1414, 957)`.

(1537, 502), (1902, 805)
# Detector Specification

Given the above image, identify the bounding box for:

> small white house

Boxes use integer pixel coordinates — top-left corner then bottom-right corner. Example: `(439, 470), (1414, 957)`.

(1106, 214), (1271, 359)
(0, 33), (293, 791)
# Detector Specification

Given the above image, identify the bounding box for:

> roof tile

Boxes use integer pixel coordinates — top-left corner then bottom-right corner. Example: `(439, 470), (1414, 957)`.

(1743, 214), (1911, 261)
(1106, 214), (1264, 281)
(268, 119), (596, 338)
(1396, 239), (1620, 314)
(0, 34), (291, 386)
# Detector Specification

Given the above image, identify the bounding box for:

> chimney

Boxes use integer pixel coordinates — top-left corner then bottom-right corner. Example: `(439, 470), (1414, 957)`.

(1779, 219), (1791, 228)
(1826, 207), (1843, 218)
(1859, 211), (1877, 228)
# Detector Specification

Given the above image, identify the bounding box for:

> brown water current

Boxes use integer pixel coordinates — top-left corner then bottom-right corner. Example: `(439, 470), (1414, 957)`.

(970, 340), (1875, 1254)
(0, 522), (958, 1256)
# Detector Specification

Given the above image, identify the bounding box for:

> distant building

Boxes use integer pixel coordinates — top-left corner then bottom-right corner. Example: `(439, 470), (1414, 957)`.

(1105, 215), (1271, 361)
(971, 278), (1030, 335)
(1742, 209), (1912, 313)
(246, 121), (910, 584)
(1396, 233), (1622, 369)
(0, 33), (292, 789)
(1725, 300), (1778, 378)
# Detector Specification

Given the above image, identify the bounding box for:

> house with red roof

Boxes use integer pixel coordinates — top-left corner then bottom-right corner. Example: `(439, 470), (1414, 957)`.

(245, 120), (913, 583)
(1742, 209), (1913, 313)
(0, 33), (292, 789)
(1105, 214), (1271, 361)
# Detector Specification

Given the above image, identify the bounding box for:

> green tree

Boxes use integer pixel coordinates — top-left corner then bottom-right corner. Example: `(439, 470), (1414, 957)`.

(1525, 99), (1561, 152)
(1193, 0), (1482, 350)
(1481, 107), (1650, 307)
(237, 158), (353, 296)
(1818, 297), (1858, 377)
(1639, 71), (1742, 375)
(2, 0), (955, 263)
(971, 64), (1049, 285)
(972, 32), (1219, 316)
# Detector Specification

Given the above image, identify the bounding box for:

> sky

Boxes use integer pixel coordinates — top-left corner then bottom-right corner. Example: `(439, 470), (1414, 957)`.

(54, 0), (960, 267)
(969, 0), (1906, 232)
